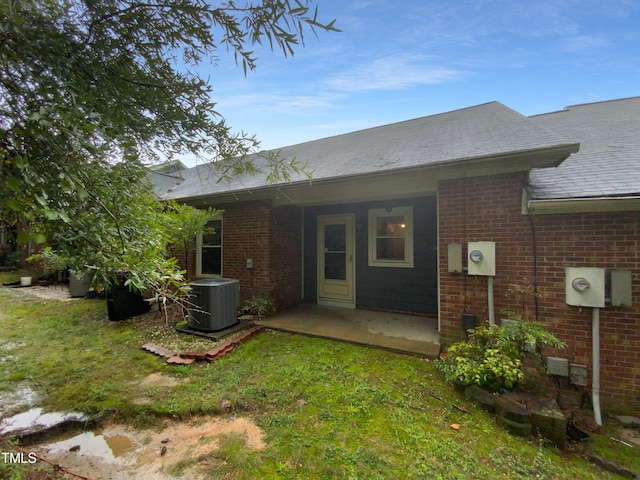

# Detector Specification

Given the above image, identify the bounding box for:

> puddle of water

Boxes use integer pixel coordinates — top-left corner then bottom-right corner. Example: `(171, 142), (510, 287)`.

(43, 430), (139, 466)
(104, 433), (138, 457)
(22, 415), (266, 480)
(0, 385), (38, 417)
(0, 408), (87, 435)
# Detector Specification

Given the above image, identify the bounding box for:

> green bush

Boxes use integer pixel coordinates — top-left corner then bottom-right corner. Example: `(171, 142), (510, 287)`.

(243, 292), (276, 318)
(438, 323), (564, 392)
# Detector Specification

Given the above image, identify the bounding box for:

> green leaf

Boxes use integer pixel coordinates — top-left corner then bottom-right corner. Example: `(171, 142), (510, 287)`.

(12, 156), (28, 170)
(7, 177), (21, 193)
(77, 187), (89, 201)
(33, 232), (47, 244)
(44, 209), (59, 220)
(17, 230), (31, 243)
(35, 193), (48, 206)
(58, 210), (71, 223)
(5, 198), (22, 211)
(60, 175), (73, 191)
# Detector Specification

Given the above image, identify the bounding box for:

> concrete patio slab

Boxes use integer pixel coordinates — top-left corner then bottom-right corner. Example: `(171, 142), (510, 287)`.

(257, 304), (440, 358)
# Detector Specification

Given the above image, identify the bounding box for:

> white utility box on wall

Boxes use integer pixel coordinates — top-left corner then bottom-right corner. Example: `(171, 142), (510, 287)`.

(448, 243), (462, 273)
(467, 241), (496, 276)
(565, 267), (605, 308)
(610, 270), (632, 307)
(546, 357), (569, 377)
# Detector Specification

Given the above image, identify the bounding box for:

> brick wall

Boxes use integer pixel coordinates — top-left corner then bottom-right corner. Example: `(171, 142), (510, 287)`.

(269, 205), (303, 310)
(439, 172), (640, 410)
(221, 201), (273, 303)
(179, 200), (302, 312)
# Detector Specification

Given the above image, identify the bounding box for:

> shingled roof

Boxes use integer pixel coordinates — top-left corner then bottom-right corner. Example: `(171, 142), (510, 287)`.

(154, 101), (577, 202)
(528, 97), (640, 200)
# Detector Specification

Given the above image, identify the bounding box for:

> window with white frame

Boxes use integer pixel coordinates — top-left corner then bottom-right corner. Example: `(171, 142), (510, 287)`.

(368, 206), (414, 268)
(196, 217), (222, 276)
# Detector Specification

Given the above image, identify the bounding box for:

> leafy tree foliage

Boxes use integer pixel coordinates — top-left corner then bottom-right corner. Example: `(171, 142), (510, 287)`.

(0, 0), (337, 295)
(164, 200), (219, 280)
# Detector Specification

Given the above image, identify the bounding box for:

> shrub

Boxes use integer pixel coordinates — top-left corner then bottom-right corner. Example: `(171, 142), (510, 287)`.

(243, 292), (276, 318)
(438, 323), (565, 393)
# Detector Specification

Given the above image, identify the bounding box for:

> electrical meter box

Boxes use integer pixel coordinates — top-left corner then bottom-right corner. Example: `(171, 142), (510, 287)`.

(565, 267), (605, 308)
(467, 241), (495, 276)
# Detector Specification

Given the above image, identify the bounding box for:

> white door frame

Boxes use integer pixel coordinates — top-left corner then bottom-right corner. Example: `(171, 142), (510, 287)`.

(317, 214), (355, 308)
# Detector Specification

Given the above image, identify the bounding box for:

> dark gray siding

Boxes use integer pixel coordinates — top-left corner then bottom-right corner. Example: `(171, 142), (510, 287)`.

(303, 196), (437, 315)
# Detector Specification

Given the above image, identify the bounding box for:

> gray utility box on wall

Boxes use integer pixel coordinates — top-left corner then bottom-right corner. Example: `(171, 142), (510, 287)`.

(187, 278), (240, 332)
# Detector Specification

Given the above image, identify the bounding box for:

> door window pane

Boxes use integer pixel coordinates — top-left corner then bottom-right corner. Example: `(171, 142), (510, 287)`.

(324, 224), (346, 252)
(324, 252), (346, 280)
(324, 224), (346, 280)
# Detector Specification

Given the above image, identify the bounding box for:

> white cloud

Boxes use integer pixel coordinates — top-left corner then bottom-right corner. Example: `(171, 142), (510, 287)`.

(562, 35), (613, 53)
(219, 92), (341, 113)
(325, 55), (464, 92)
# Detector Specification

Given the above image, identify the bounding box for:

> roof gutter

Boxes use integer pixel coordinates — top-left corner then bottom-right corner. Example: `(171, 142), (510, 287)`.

(433, 143), (579, 181)
(525, 195), (640, 215)
(170, 142), (580, 207)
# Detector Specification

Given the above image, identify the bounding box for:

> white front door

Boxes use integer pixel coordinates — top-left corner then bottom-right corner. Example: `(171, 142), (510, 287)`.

(317, 214), (355, 308)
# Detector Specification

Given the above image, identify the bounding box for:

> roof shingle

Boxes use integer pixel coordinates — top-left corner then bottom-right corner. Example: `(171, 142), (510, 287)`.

(528, 97), (640, 200)
(158, 101), (575, 201)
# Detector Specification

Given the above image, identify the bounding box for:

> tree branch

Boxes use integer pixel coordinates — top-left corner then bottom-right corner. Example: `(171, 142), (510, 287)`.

(16, 446), (95, 480)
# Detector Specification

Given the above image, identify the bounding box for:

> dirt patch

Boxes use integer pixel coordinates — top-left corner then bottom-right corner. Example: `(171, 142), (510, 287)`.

(133, 304), (223, 355)
(618, 427), (640, 448)
(139, 372), (187, 388)
(131, 373), (189, 405)
(32, 415), (265, 479)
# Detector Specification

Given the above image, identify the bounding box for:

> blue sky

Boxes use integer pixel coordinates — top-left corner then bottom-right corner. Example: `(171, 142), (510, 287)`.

(197, 0), (639, 164)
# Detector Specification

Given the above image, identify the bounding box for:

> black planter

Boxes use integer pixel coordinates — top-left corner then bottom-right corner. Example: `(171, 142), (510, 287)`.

(106, 285), (150, 321)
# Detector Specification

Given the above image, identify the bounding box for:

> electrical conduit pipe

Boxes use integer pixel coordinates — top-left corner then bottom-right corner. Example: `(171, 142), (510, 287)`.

(488, 276), (495, 327)
(592, 307), (602, 426)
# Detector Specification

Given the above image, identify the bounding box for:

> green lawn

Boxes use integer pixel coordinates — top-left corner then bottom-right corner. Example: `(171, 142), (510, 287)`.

(0, 279), (636, 479)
